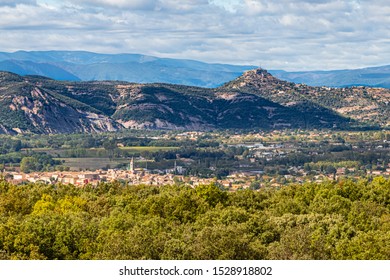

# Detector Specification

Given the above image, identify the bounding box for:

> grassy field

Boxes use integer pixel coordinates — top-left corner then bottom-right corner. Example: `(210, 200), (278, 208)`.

(118, 146), (178, 152)
(88, 146), (179, 152)
(57, 158), (131, 171)
(23, 146), (178, 171)
(25, 146), (178, 158)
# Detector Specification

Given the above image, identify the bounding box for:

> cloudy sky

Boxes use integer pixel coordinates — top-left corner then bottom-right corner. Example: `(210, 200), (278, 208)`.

(0, 0), (389, 70)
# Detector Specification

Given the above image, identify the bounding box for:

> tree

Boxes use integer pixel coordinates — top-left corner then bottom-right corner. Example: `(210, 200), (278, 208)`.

(195, 183), (227, 207)
(103, 139), (117, 160)
(325, 165), (337, 180)
(249, 180), (261, 190)
(20, 157), (39, 173)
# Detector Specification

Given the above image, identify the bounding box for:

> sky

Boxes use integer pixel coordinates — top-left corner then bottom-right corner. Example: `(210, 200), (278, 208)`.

(0, 0), (389, 71)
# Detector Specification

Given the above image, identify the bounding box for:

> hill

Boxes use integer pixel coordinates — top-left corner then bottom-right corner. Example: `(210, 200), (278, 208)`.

(0, 69), (389, 134)
(0, 72), (119, 134)
(224, 69), (390, 129)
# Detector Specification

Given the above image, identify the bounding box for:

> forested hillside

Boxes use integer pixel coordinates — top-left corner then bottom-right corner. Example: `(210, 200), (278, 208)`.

(0, 71), (353, 134)
(1, 68), (390, 134)
(0, 178), (389, 260)
(225, 69), (390, 129)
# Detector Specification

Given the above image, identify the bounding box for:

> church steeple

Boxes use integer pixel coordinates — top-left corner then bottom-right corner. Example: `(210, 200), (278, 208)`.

(129, 157), (134, 172)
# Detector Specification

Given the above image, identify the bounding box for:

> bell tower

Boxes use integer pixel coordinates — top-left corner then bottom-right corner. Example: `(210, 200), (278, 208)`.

(129, 157), (134, 172)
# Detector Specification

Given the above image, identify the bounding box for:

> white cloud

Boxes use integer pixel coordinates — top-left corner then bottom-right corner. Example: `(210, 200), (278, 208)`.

(0, 0), (389, 70)
(68, 0), (159, 10)
(0, 0), (36, 6)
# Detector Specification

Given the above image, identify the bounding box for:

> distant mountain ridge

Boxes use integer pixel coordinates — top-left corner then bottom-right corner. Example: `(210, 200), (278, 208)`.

(0, 69), (389, 134)
(269, 65), (390, 88)
(2, 51), (390, 89)
(0, 51), (256, 87)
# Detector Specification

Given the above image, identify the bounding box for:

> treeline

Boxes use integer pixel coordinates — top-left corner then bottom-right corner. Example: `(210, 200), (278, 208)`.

(0, 132), (219, 150)
(0, 178), (389, 260)
(0, 152), (62, 172)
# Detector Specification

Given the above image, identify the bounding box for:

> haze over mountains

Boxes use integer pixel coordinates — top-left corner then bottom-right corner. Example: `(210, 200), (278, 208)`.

(1, 51), (390, 89)
(270, 65), (390, 89)
(0, 51), (255, 88)
(0, 68), (389, 134)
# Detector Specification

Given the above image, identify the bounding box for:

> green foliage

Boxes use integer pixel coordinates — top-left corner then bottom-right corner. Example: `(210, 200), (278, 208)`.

(0, 178), (389, 260)
(0, 138), (22, 154)
(249, 180), (261, 190)
(19, 153), (61, 173)
(195, 183), (228, 207)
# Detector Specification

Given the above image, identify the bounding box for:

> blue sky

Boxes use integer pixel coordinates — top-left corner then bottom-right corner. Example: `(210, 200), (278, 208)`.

(0, 0), (389, 71)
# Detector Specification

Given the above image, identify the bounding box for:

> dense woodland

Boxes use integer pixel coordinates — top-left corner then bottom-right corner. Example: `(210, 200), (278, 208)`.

(0, 177), (389, 260)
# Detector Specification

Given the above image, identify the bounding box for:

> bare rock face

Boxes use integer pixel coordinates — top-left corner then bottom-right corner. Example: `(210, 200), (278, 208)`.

(0, 73), (121, 134)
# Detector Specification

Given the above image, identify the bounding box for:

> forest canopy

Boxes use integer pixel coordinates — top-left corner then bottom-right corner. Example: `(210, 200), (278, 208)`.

(0, 177), (389, 260)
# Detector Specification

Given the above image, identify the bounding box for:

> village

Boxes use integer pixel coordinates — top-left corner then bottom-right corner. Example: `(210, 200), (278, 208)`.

(1, 129), (389, 190)
(6, 156), (390, 190)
